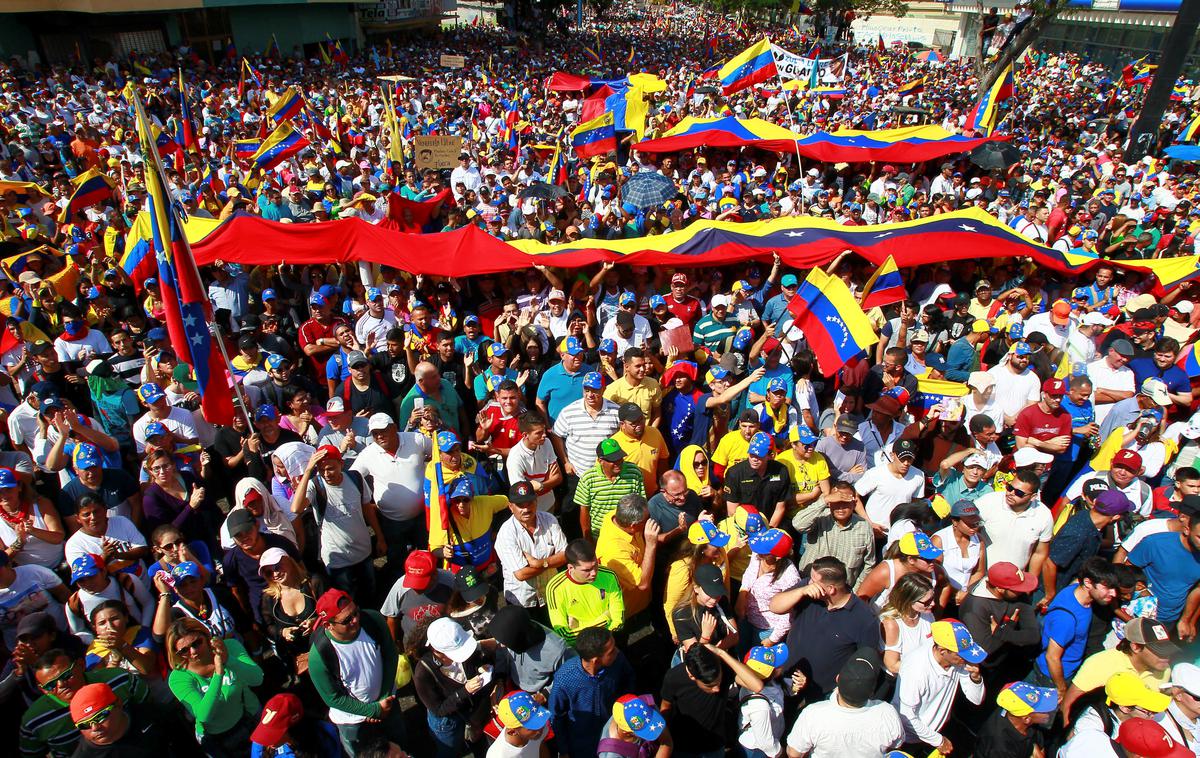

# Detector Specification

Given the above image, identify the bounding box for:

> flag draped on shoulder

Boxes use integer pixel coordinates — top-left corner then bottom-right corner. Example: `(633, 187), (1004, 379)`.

(787, 268), (879, 376)
(58, 168), (115, 224)
(964, 63), (1014, 136)
(718, 38), (777, 96)
(569, 111), (617, 159)
(860, 255), (907, 310)
(250, 122), (310, 170)
(131, 91), (234, 426)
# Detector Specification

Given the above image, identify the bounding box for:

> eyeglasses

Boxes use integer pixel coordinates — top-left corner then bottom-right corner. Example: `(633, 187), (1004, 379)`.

(1006, 484), (1033, 497)
(39, 664), (77, 691)
(76, 705), (115, 730)
(149, 464), (173, 473)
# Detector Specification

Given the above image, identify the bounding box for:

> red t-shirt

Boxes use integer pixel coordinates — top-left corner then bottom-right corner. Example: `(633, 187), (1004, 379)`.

(1013, 403), (1071, 441)
(481, 404), (521, 453)
(298, 317), (346, 372)
(665, 295), (701, 327)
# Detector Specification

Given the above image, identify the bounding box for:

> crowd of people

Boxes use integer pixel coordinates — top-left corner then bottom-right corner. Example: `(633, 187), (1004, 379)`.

(0, 2), (1199, 757)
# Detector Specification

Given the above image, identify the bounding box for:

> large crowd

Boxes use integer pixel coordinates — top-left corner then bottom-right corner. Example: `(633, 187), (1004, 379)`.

(0, 3), (1199, 757)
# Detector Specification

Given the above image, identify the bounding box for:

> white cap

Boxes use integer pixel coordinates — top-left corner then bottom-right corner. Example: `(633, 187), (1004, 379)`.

(967, 371), (996, 391)
(367, 412), (395, 432)
(807, 168), (820, 177)
(326, 396), (346, 413)
(427, 617), (478, 662)
(908, 329), (931, 343)
(335, 159), (351, 169)
(1165, 662), (1200, 695)
(1013, 447), (1054, 467)
(257, 547), (290, 576)
(1182, 412), (1200, 440)
(1141, 377), (1171, 406)
(710, 294), (731, 309)
(1175, 300), (1195, 315)
(547, 288), (566, 302)
(963, 454), (990, 469)
(1081, 311), (1114, 327)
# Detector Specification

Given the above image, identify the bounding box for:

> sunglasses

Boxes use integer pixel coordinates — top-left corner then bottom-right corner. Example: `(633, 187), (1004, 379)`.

(39, 664), (77, 691)
(330, 609), (359, 627)
(157, 539), (185, 551)
(175, 638), (207, 656)
(76, 705), (115, 730)
(1006, 483), (1033, 497)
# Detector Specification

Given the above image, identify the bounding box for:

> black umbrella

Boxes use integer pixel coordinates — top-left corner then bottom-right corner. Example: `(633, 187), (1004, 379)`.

(694, 85), (719, 95)
(518, 182), (568, 201)
(968, 141), (1022, 170)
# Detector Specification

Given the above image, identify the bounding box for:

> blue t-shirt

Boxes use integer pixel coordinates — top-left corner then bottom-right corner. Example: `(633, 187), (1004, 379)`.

(1060, 394), (1095, 461)
(536, 362), (593, 421)
(326, 348), (352, 383)
(1128, 531), (1200, 622)
(1036, 585), (1093, 680)
(1128, 357), (1190, 396)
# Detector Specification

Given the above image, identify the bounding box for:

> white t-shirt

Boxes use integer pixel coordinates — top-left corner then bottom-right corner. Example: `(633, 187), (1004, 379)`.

(974, 489), (1053, 571)
(351, 434), (431, 521)
(855, 465), (925, 527)
(506, 439), (558, 512)
(327, 628), (385, 725)
(486, 728), (548, 757)
(0, 564), (66, 649)
(64, 516), (147, 568)
(54, 330), (111, 364)
(987, 365), (1040, 425)
(1086, 359), (1136, 425)
(785, 692), (904, 758)
(739, 681), (786, 754)
(132, 406), (200, 453)
(1023, 312), (1071, 349)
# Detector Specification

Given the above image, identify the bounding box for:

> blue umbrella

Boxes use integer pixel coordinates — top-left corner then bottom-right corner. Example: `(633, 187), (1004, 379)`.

(620, 172), (678, 209)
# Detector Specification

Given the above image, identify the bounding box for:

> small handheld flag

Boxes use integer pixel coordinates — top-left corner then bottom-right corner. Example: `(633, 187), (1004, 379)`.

(569, 112), (617, 159)
(860, 256), (907, 310)
(787, 268), (879, 376)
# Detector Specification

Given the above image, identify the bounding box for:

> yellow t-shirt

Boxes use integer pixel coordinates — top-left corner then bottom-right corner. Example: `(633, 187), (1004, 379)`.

(712, 430), (752, 470)
(776, 449), (831, 493)
(603, 377), (663, 419)
(1070, 648), (1171, 693)
(612, 427), (670, 496)
(596, 514), (650, 616)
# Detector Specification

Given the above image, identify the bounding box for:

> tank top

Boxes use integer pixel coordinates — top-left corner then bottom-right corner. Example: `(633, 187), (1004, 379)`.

(0, 503), (63, 568)
(883, 613), (933, 660)
(933, 524), (981, 591)
(874, 560), (939, 609)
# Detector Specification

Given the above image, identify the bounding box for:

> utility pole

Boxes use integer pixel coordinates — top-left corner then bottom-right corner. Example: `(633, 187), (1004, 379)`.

(1126, 0), (1200, 163)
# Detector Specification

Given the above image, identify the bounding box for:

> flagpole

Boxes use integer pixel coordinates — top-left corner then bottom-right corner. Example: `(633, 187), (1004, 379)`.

(773, 59), (808, 215)
(132, 91), (253, 430)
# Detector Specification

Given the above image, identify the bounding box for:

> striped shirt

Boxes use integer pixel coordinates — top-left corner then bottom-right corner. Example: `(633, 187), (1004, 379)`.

(574, 462), (645, 539)
(20, 666), (146, 757)
(552, 398), (621, 473)
(545, 567), (625, 643)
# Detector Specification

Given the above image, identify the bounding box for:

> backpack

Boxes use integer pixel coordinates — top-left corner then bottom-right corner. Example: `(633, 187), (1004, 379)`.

(311, 470), (366, 522)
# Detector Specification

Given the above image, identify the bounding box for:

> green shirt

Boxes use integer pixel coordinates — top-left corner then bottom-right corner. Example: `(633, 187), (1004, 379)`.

(545, 567), (625, 643)
(167, 639), (263, 739)
(399, 379), (463, 436)
(692, 313), (737, 352)
(574, 462), (645, 539)
(20, 666), (148, 758)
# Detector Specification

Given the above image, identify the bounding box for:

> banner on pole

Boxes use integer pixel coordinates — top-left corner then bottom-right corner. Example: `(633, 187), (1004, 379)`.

(770, 47), (849, 83)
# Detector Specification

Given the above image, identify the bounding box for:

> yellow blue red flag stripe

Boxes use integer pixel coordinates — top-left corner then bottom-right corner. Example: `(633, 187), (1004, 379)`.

(718, 39), (778, 95)
(251, 122), (310, 170)
(569, 112), (617, 159)
(860, 255), (907, 309)
(58, 168), (115, 224)
(787, 268), (878, 376)
(267, 87), (305, 124)
(965, 64), (1014, 136)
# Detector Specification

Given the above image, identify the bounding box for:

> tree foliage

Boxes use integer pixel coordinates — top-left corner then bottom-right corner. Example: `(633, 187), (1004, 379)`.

(974, 0), (1070, 89)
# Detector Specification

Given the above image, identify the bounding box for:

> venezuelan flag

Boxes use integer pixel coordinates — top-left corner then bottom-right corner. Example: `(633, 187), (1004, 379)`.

(915, 376), (969, 413)
(1172, 81), (1191, 101)
(234, 138), (261, 159)
(718, 38), (778, 96)
(569, 112), (617, 159)
(1178, 343), (1200, 378)
(1, 245), (59, 280)
(266, 33), (281, 60)
(251, 122), (310, 170)
(152, 124), (181, 160)
(860, 255), (907, 309)
(177, 71), (199, 154)
(897, 77), (925, 97)
(786, 268), (878, 376)
(1179, 114), (1200, 143)
(964, 64), (1014, 136)
(267, 87), (305, 125)
(58, 168), (115, 224)
(582, 46), (602, 65)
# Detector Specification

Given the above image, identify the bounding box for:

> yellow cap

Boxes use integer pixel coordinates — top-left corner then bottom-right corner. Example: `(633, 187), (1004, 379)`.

(1105, 671), (1170, 712)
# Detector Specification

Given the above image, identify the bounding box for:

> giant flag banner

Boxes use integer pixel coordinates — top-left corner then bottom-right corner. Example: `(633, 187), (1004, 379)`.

(132, 92), (234, 426)
(787, 268), (879, 376)
(251, 122), (310, 170)
(719, 39), (778, 95)
(58, 168), (115, 224)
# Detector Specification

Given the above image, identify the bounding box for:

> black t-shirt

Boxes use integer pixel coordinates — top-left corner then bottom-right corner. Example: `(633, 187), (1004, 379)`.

(723, 459), (793, 513)
(671, 602), (730, 646)
(344, 374), (392, 417)
(57, 468), (139, 517)
(373, 352), (415, 401)
(222, 533), (302, 625)
(660, 663), (733, 751)
(71, 704), (170, 757)
(975, 709), (1042, 758)
(397, 578), (453, 638)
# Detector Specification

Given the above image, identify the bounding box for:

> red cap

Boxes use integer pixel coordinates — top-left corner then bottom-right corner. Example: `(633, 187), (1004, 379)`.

(1112, 448), (1144, 471)
(316, 444), (342, 462)
(403, 549), (436, 591)
(313, 588), (353, 628)
(1133, 320), (1156, 332)
(70, 683), (118, 725)
(1051, 300), (1072, 325)
(242, 488), (263, 505)
(251, 693), (303, 748)
(762, 336), (782, 353)
(1118, 718), (1193, 758)
(671, 273), (688, 285)
(1041, 378), (1066, 396)
(987, 561), (1039, 593)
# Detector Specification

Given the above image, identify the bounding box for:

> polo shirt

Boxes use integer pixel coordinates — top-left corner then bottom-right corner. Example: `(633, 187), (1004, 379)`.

(544, 567), (625, 643)
(776, 449), (831, 495)
(536, 362), (593, 421)
(351, 434), (432, 521)
(712, 430), (753, 470)
(974, 489), (1053, 571)
(932, 469), (991, 505)
(603, 376), (663, 419)
(692, 313), (737, 352)
(1128, 531), (1200, 622)
(611, 427), (669, 496)
(1129, 357), (1190, 398)
(398, 380), (463, 436)
(1036, 584), (1093, 680)
(1070, 647), (1171, 693)
(551, 398), (621, 473)
(595, 514), (650, 616)
(782, 592), (880, 700)
(574, 462), (645, 539)
(723, 459), (793, 516)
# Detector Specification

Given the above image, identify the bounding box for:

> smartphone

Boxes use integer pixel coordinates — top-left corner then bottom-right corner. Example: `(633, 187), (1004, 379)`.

(413, 397), (425, 410)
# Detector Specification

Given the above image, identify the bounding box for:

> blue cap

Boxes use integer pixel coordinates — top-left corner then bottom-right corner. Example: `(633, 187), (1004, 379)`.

(583, 371), (604, 390)
(733, 327), (753, 350)
(898, 530), (944, 560)
(254, 404), (279, 421)
(649, 294), (667, 310)
(744, 642), (789, 677)
(748, 431), (773, 458)
(265, 353), (288, 371)
(1008, 322), (1024, 339)
(437, 430), (461, 452)
(766, 377), (788, 395)
(463, 314), (480, 326)
(261, 288), (277, 301)
(709, 365), (731, 381)
(612, 695), (666, 741)
(689, 519), (731, 548)
(925, 352), (947, 372)
(790, 425), (818, 445)
(781, 274), (799, 287)
(0, 468), (18, 489)
(599, 338), (616, 354)
(85, 287), (102, 300)
(563, 336), (584, 356)
(448, 476), (474, 500)
(1012, 341), (1033, 356)
(619, 291), (636, 306)
(318, 284), (338, 300)
(487, 343), (508, 359)
(70, 554), (103, 583)
(997, 681), (1060, 716)
(39, 397), (65, 415)
(30, 381), (57, 400)
(366, 287), (383, 301)
(171, 561), (201, 582)
(308, 293), (327, 307)
(144, 421), (168, 438)
(147, 327), (167, 341)
(137, 383), (165, 404)
(72, 443), (101, 470)
(1083, 230), (1099, 241)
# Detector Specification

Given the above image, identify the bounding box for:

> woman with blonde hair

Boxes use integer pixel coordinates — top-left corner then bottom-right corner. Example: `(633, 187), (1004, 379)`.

(879, 572), (936, 676)
(664, 519), (730, 642)
(259, 547), (326, 679)
(166, 617), (263, 757)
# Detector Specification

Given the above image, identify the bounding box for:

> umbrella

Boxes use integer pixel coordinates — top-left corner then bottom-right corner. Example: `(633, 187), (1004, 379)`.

(968, 141), (1022, 170)
(620, 172), (678, 209)
(915, 49), (944, 63)
(518, 182), (568, 201)
(694, 85), (720, 95)
(1166, 145), (1200, 162)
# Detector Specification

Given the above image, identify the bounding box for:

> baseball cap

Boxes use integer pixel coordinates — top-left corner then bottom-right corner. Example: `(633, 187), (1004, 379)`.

(619, 291), (636, 307)
(308, 292), (327, 307)
(789, 425), (818, 446)
(562, 336), (585, 356)
(1041, 378), (1066, 396)
(508, 481), (537, 504)
(597, 438), (626, 463)
(837, 647), (882, 706)
(346, 350), (369, 368)
(618, 403), (645, 423)
(16, 611), (55, 640)
(1117, 718), (1192, 758)
(892, 438), (918, 461)
(427, 617), (478, 662)
(962, 454), (989, 470)
(265, 353), (289, 371)
(496, 689), (551, 731)
(367, 412), (395, 432)
(144, 421), (168, 439)
(402, 550), (436, 591)
(487, 343), (508, 359)
(1008, 322), (1024, 339)
(781, 274), (799, 288)
(326, 396), (346, 413)
(1165, 662), (1200, 696)
(1112, 448), (1144, 471)
(897, 531), (943, 560)
(582, 371), (604, 390)
(987, 561), (1039, 593)
(1094, 489), (1135, 517)
(950, 500), (981, 519)
(448, 477), (474, 501)
(835, 414), (861, 434)
(313, 588), (353, 629)
(996, 681), (1059, 717)
(744, 642), (789, 678)
(1012, 446), (1053, 467)
(1051, 300), (1072, 326)
(254, 404), (279, 422)
(693, 562), (728, 599)
(365, 287), (383, 302)
(70, 682), (118, 727)
(454, 566), (489, 603)
(70, 553), (104, 584)
(1012, 341), (1033, 357)
(137, 382), (165, 404)
(747, 432), (773, 458)
(1124, 617), (1180, 658)
(437, 431), (461, 452)
(226, 508), (257, 537)
(688, 520), (731, 549)
(256, 547), (290, 577)
(1106, 671), (1170, 712)
(251, 693), (304, 748)
(748, 528), (792, 557)
(463, 314), (480, 326)
(1141, 377), (1171, 406)
(172, 561), (202, 582)
(971, 319), (990, 333)
(69, 441), (101, 471)
(710, 294), (731, 309)
(1083, 478), (1111, 499)
(612, 695), (666, 741)
(261, 288), (277, 301)
(929, 620), (987, 663)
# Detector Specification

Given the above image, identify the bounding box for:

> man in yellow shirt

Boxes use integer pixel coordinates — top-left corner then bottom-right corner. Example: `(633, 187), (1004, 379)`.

(595, 493), (661, 618)
(1061, 617), (1176, 718)
(603, 349), (662, 425)
(611, 403), (669, 496)
(427, 472), (509, 575)
(545, 538), (625, 643)
(775, 425), (831, 519)
(711, 409), (761, 478)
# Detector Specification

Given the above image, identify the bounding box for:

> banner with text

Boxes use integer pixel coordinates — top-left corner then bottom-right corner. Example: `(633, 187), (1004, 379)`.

(770, 47), (850, 84)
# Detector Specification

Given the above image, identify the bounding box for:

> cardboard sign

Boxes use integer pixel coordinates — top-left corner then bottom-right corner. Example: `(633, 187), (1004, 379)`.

(413, 136), (463, 170)
(439, 54), (466, 69)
